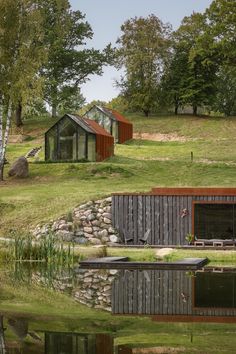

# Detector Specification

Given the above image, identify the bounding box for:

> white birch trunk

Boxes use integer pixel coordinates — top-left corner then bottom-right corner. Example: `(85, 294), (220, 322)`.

(0, 106), (3, 162)
(2, 103), (11, 159)
(0, 102), (11, 181)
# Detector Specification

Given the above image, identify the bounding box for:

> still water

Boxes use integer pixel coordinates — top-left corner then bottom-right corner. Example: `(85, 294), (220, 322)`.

(1, 263), (236, 353)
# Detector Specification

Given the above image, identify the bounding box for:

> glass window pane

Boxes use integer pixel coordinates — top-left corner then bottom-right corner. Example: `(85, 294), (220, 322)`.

(87, 134), (96, 161)
(195, 272), (236, 308)
(46, 126), (57, 161)
(87, 108), (111, 134)
(194, 204), (234, 240)
(59, 118), (77, 160)
(78, 127), (86, 160)
(103, 116), (111, 133)
(112, 121), (118, 142)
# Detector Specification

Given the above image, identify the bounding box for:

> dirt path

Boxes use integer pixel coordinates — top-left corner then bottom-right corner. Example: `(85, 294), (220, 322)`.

(133, 133), (189, 142)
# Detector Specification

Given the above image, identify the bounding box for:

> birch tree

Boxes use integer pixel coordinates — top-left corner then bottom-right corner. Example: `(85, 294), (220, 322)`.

(0, 0), (45, 180)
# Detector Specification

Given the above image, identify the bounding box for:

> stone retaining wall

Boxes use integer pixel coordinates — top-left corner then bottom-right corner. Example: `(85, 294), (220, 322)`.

(74, 269), (118, 311)
(32, 197), (121, 246)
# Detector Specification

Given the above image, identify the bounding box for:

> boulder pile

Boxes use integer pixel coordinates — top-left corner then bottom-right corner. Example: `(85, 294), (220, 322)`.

(32, 197), (122, 246)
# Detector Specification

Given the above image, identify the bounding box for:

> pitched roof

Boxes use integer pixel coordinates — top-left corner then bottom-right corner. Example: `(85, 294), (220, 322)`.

(67, 114), (94, 133)
(90, 105), (132, 125)
(45, 113), (113, 137)
(68, 114), (112, 137)
(83, 118), (113, 137)
(110, 109), (132, 125)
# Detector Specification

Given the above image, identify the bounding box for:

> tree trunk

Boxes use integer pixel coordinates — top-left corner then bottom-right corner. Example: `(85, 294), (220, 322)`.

(0, 163), (4, 182)
(0, 316), (6, 354)
(15, 101), (23, 127)
(0, 102), (12, 182)
(143, 110), (149, 117)
(52, 103), (57, 118)
(193, 105), (198, 116)
(175, 105), (178, 115)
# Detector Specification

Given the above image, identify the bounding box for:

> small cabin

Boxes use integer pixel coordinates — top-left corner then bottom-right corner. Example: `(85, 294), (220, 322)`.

(112, 188), (236, 246)
(45, 114), (114, 162)
(84, 105), (133, 144)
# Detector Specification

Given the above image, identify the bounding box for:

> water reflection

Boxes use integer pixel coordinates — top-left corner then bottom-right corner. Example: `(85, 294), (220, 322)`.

(4, 263), (236, 320)
(1, 263), (236, 352)
(0, 315), (115, 354)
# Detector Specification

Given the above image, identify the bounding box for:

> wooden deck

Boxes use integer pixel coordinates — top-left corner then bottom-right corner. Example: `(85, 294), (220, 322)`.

(79, 257), (208, 270)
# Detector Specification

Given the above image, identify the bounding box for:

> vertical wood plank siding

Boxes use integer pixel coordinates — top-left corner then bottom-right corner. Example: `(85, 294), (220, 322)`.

(112, 194), (236, 245)
(112, 270), (236, 318)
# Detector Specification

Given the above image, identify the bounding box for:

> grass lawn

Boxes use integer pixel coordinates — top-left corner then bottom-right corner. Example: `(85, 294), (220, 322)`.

(107, 247), (236, 266)
(1, 113), (236, 237)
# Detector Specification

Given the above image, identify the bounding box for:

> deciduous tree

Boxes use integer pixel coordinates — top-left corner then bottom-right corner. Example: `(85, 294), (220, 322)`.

(0, 0), (45, 180)
(116, 15), (172, 117)
(40, 0), (113, 118)
(173, 13), (217, 115)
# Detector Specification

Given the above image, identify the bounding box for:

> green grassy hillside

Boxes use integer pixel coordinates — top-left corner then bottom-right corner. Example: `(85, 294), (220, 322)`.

(1, 113), (236, 236)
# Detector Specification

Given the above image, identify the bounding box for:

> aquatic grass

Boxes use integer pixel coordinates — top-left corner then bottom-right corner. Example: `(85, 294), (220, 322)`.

(11, 232), (75, 266)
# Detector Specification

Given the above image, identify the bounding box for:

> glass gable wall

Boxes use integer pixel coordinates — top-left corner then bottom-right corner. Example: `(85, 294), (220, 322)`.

(86, 108), (113, 138)
(45, 125), (58, 161)
(45, 117), (97, 162)
(87, 134), (96, 161)
(59, 118), (77, 160)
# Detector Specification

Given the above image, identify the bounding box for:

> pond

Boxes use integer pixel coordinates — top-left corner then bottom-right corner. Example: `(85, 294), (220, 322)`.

(1, 263), (236, 353)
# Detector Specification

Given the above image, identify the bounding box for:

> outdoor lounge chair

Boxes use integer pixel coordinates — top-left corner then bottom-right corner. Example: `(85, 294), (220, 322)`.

(139, 229), (151, 245)
(121, 229), (133, 245)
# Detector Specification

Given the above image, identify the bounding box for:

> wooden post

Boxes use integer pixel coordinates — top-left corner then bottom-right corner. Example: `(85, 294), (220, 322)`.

(191, 151), (193, 162)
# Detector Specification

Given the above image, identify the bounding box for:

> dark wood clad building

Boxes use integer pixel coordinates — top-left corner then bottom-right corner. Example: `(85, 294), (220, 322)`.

(84, 105), (133, 144)
(112, 188), (236, 245)
(112, 268), (236, 322)
(45, 114), (114, 162)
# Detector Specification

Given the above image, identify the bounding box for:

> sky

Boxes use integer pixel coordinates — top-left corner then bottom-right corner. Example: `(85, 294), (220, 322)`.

(70, 0), (212, 103)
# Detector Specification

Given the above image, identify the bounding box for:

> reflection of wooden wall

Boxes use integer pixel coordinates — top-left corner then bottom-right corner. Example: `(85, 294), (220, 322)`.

(112, 270), (191, 315)
(96, 334), (113, 354)
(112, 194), (236, 245)
(112, 269), (236, 319)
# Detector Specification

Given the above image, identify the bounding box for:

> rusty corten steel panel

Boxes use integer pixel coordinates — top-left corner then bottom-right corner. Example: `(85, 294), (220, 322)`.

(118, 121), (133, 144)
(96, 134), (114, 161)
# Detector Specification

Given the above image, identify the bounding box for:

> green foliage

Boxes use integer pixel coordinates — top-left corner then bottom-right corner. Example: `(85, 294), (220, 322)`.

(107, 96), (130, 113)
(40, 0), (112, 117)
(205, 0), (236, 66)
(0, 0), (46, 107)
(167, 13), (217, 115)
(213, 66), (236, 116)
(185, 233), (194, 244)
(116, 14), (172, 116)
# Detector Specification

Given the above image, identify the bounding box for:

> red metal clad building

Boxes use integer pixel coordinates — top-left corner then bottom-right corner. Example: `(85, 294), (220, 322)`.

(45, 114), (114, 162)
(84, 105), (133, 144)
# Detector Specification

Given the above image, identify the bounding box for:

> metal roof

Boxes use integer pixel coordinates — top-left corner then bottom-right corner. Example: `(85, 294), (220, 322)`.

(85, 105), (132, 125)
(45, 113), (113, 137)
